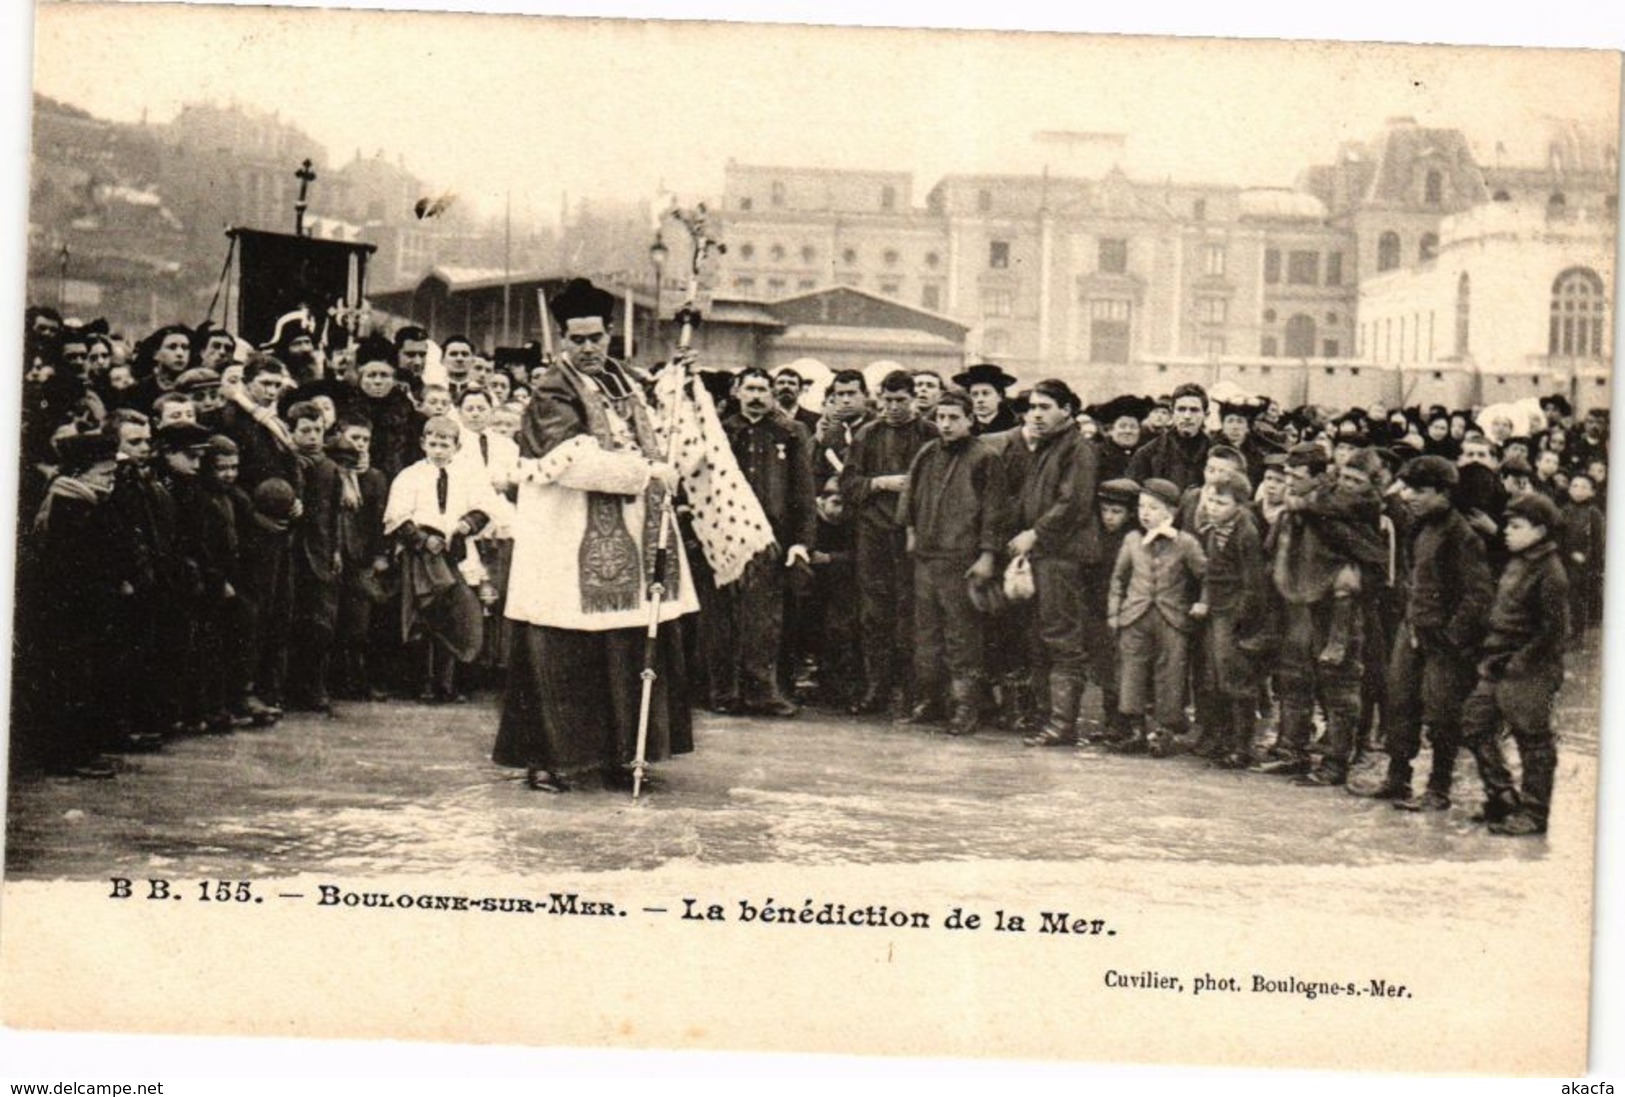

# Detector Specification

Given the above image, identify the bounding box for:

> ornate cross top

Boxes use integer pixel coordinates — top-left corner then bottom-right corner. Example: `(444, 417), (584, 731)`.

(294, 159), (316, 235)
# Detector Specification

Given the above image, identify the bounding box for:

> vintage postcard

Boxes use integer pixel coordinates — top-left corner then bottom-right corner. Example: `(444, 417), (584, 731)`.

(3, 0), (1622, 1079)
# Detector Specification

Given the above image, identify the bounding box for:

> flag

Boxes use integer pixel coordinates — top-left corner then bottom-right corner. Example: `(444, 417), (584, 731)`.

(650, 363), (776, 587)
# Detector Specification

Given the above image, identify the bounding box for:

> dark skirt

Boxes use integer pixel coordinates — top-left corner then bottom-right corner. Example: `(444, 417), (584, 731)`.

(493, 622), (693, 777)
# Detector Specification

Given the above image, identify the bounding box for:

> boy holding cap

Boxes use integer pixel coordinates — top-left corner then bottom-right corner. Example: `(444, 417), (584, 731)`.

(1460, 492), (1569, 836)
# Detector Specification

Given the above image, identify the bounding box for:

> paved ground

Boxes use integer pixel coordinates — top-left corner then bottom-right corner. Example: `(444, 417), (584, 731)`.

(3, 642), (1602, 881)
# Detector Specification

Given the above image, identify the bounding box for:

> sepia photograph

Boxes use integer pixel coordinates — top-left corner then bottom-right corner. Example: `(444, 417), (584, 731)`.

(2, 0), (1622, 1084)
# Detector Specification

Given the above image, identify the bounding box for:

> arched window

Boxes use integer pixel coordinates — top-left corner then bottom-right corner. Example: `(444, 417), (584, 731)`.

(1377, 231), (1401, 272)
(1455, 272), (1470, 358)
(1419, 233), (1439, 262)
(1550, 267), (1608, 358)
(1284, 314), (1317, 358)
(1492, 189), (1512, 202)
(1547, 192), (1567, 218)
(801, 245), (816, 263)
(1424, 170), (1443, 205)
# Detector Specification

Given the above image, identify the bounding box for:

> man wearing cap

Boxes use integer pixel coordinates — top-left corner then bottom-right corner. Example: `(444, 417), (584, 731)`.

(494, 278), (699, 793)
(1126, 382), (1212, 493)
(953, 363), (1020, 436)
(1008, 379), (1102, 747)
(175, 367), (226, 428)
(1354, 456), (1494, 808)
(1458, 492), (1569, 836)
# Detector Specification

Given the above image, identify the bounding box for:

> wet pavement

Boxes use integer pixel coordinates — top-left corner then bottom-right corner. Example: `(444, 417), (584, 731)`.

(3, 645), (1602, 882)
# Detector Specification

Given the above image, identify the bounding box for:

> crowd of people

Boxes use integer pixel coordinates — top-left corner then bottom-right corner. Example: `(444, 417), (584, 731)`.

(12, 295), (1609, 836)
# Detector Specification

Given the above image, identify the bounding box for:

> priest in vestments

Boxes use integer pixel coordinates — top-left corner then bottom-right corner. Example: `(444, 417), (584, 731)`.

(493, 279), (699, 793)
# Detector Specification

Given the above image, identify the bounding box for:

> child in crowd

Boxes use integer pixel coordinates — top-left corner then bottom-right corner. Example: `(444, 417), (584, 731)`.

(383, 416), (501, 703)
(287, 400), (347, 713)
(1108, 478), (1206, 757)
(1461, 493), (1569, 837)
(1561, 472), (1606, 641)
(328, 416), (391, 700)
(1193, 470), (1268, 768)
(1085, 478), (1139, 746)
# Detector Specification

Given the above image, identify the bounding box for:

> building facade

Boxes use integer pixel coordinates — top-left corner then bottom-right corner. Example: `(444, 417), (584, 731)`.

(713, 118), (1617, 410)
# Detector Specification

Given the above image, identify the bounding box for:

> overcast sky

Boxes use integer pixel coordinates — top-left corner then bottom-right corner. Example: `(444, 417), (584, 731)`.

(28, 2), (1623, 229)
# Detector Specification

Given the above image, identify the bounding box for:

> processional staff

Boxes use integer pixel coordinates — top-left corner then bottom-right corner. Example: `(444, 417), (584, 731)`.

(631, 202), (725, 801)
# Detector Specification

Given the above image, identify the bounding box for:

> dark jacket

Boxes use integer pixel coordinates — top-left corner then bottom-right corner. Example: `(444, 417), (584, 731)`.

(901, 435), (1007, 560)
(1126, 428), (1212, 493)
(358, 388), (427, 482)
(970, 403), (1019, 437)
(196, 482), (245, 598)
(1482, 540), (1568, 678)
(811, 412), (873, 483)
(215, 403), (300, 495)
(1016, 425), (1102, 563)
(294, 453), (345, 585)
(840, 415), (937, 532)
(108, 461), (179, 596)
(1404, 504), (1494, 653)
(1095, 437), (1138, 485)
(1561, 500), (1605, 577)
(724, 411), (817, 550)
(1201, 510), (1267, 620)
(1267, 478), (1385, 604)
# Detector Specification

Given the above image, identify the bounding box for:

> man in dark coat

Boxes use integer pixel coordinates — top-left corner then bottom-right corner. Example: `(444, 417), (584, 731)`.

(840, 369), (938, 716)
(710, 368), (817, 716)
(1008, 379), (1102, 747)
(1126, 381), (1212, 492)
(900, 391), (1007, 734)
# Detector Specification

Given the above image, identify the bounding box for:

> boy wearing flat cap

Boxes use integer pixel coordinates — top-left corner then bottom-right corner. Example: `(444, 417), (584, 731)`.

(1106, 477), (1206, 757)
(1354, 456), (1493, 809)
(1459, 492), (1569, 836)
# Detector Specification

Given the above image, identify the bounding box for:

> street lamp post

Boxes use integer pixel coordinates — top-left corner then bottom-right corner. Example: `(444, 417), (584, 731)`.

(57, 244), (70, 310)
(648, 232), (669, 359)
